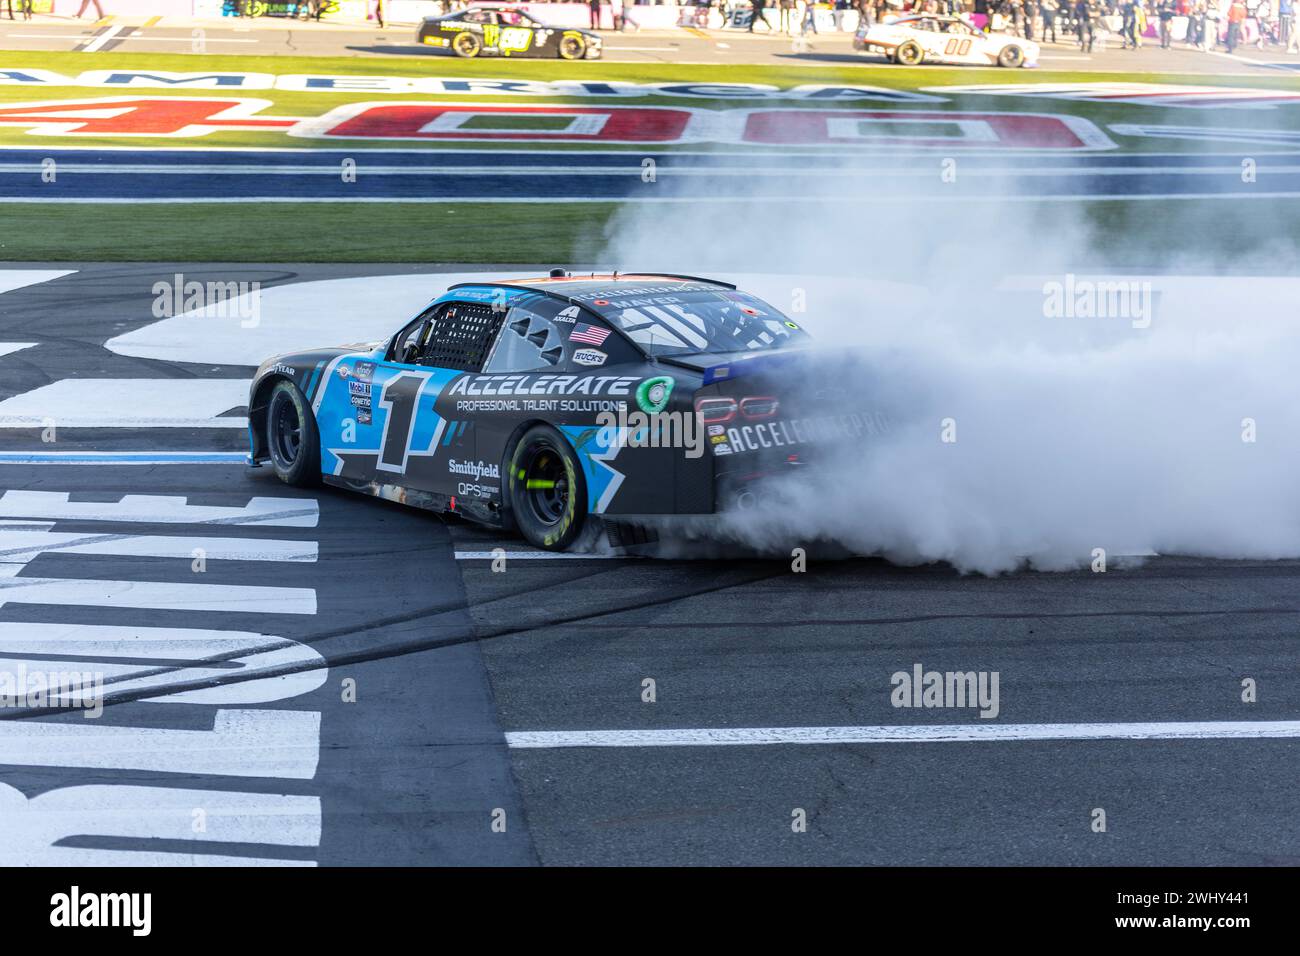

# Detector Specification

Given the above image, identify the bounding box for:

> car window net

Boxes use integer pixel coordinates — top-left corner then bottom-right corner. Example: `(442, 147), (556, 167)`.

(424, 302), (506, 372)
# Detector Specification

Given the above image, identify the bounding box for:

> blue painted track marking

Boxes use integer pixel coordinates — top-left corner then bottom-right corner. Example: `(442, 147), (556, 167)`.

(4, 148), (1300, 201)
(0, 452), (250, 464)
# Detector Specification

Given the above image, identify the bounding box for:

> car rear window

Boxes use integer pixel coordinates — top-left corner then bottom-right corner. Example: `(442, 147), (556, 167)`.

(588, 289), (810, 357)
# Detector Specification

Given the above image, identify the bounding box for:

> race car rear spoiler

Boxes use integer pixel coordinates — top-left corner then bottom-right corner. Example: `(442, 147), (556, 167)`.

(659, 349), (812, 386)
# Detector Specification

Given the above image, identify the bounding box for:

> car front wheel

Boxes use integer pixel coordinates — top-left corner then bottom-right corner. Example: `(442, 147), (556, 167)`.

(453, 32), (483, 57)
(266, 380), (320, 487)
(507, 425), (588, 551)
(896, 40), (924, 65)
(558, 34), (587, 59)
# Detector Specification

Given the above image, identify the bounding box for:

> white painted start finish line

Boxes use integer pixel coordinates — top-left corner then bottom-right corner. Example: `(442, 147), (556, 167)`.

(505, 721), (1300, 749)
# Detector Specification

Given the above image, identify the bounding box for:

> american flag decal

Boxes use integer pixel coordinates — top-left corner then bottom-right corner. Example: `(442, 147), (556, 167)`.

(570, 323), (611, 346)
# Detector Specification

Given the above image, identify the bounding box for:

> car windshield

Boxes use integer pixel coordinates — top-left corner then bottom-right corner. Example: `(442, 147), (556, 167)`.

(596, 289), (810, 357)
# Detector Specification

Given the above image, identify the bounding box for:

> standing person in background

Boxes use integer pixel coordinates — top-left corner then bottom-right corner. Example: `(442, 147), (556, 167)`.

(1126, 0), (1146, 46)
(1075, 0), (1094, 47)
(1025, 0), (1039, 38)
(1282, 0), (1297, 49)
(1204, 0), (1221, 45)
(1158, 0), (1176, 44)
(1043, 0), (1058, 38)
(750, 0), (775, 29)
(1226, 0), (1247, 49)
(589, 0), (602, 29)
(1011, 0), (1026, 34)
(1256, 0), (1273, 45)
(75, 0), (105, 16)
(780, 0), (796, 31)
(1188, 0), (1206, 43)
(800, 0), (820, 31)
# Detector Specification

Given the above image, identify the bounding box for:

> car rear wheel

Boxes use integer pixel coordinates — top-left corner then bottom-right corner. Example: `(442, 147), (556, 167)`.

(997, 44), (1024, 67)
(896, 40), (924, 65)
(453, 32), (482, 57)
(558, 34), (586, 59)
(266, 380), (320, 487)
(507, 425), (588, 551)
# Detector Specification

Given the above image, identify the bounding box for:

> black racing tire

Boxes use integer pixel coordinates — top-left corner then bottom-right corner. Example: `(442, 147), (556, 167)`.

(558, 33), (587, 60)
(452, 31), (483, 57)
(266, 380), (320, 488)
(997, 44), (1025, 67)
(506, 424), (588, 551)
(896, 40), (925, 65)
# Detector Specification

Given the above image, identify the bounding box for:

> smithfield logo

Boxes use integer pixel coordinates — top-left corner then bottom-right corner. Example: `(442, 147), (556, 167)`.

(448, 459), (500, 480)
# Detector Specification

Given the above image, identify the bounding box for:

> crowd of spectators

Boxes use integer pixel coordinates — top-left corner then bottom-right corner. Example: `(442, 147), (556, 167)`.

(947, 0), (1298, 53)
(656, 0), (1297, 51)
(92, 0), (1293, 53)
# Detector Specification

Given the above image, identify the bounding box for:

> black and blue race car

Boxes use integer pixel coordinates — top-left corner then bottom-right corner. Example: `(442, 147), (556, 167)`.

(247, 272), (878, 550)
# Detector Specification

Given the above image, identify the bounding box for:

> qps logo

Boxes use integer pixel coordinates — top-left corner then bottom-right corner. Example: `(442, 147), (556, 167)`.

(152, 272), (261, 329)
(50, 886), (151, 937)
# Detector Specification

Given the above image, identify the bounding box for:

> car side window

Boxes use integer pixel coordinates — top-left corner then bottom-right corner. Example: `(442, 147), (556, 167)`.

(392, 306), (439, 365)
(485, 305), (563, 373)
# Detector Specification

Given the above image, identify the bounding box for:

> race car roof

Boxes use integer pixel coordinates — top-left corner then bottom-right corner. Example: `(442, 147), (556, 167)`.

(448, 273), (738, 305)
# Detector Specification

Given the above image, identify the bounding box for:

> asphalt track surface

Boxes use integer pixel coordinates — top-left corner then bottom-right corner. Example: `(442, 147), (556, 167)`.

(8, 147), (1300, 201)
(1, 264), (1298, 866)
(1, 15), (1297, 73)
